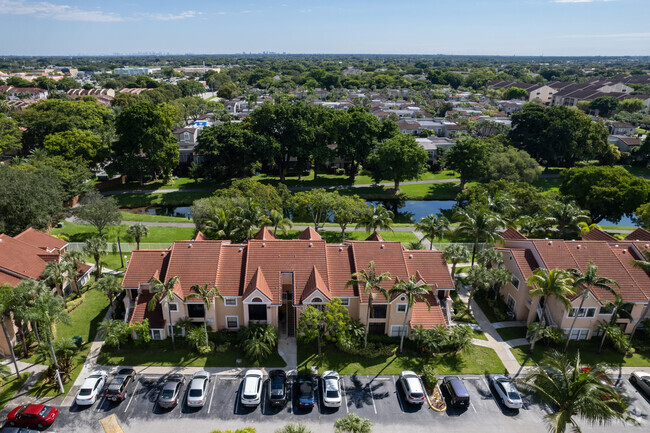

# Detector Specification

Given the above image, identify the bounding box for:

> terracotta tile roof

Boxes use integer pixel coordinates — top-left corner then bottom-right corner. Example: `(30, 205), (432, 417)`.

(298, 227), (321, 240)
(607, 245), (649, 301)
(14, 228), (67, 251)
(253, 227), (276, 240)
(530, 239), (579, 270)
(404, 250), (454, 289)
(626, 228), (650, 241)
(347, 241), (409, 302)
(129, 290), (165, 329)
(0, 234), (51, 281)
(302, 265), (331, 302)
(365, 232), (384, 242)
(499, 248), (538, 280)
(0, 269), (24, 286)
(410, 294), (446, 329)
(243, 266), (273, 301)
(76, 262), (93, 279)
(122, 250), (170, 288)
(501, 228), (527, 240)
(192, 231), (209, 241)
(326, 244), (356, 297)
(216, 244), (246, 296)
(582, 228), (617, 242)
(164, 241), (224, 299)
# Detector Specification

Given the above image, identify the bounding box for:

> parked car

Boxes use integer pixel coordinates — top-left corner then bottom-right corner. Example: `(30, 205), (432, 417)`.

(321, 371), (342, 408)
(398, 371), (426, 405)
(297, 375), (316, 408)
(0, 427), (40, 433)
(268, 369), (288, 407)
(105, 368), (136, 402)
(631, 371), (650, 396)
(240, 370), (264, 407)
(187, 371), (211, 407)
(75, 371), (108, 406)
(6, 404), (58, 429)
(490, 375), (523, 409)
(158, 374), (185, 409)
(442, 376), (470, 407)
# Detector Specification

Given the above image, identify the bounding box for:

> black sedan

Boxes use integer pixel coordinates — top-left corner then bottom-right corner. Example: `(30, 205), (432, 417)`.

(268, 370), (288, 407)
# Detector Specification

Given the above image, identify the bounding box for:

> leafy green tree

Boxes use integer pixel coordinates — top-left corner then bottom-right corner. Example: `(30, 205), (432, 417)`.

(42, 260), (74, 298)
(503, 87), (528, 100)
(0, 166), (63, 235)
(334, 413), (373, 433)
(547, 201), (591, 237)
(356, 204), (393, 234)
(518, 350), (635, 433)
(366, 134), (428, 190)
(619, 98), (645, 113)
(148, 275), (181, 350)
(345, 261), (391, 348)
(293, 189), (338, 231)
(443, 136), (491, 189)
(485, 144), (543, 183)
(98, 319), (129, 351)
(526, 269), (575, 352)
(126, 223), (149, 250)
(7, 77), (33, 87)
(266, 209), (292, 236)
(444, 244), (470, 280)
(216, 82), (239, 99)
(176, 79), (205, 97)
(333, 194), (369, 240)
(454, 207), (504, 266)
(95, 275), (124, 310)
(0, 285), (22, 379)
(43, 130), (105, 166)
(415, 214), (450, 249)
(297, 306), (327, 354)
(560, 166), (650, 223)
(111, 103), (179, 182)
(84, 236), (107, 279)
(24, 154), (93, 202)
(333, 107), (383, 181)
(389, 276), (431, 353)
(74, 190), (121, 236)
(234, 198), (270, 241)
(0, 114), (22, 154)
(185, 284), (223, 350)
(589, 96), (620, 117)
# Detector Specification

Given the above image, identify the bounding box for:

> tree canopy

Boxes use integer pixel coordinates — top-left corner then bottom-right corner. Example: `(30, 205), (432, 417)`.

(43, 129), (105, 166)
(366, 133), (428, 190)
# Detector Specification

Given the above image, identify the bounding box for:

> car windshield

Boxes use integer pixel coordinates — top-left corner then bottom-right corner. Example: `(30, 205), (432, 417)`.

(271, 379), (283, 390)
(38, 407), (51, 417)
(326, 390), (339, 398)
(189, 389), (202, 397)
(78, 388), (92, 396)
(161, 389), (174, 399)
(300, 383), (313, 398)
(15, 406), (26, 416)
(508, 391), (520, 400)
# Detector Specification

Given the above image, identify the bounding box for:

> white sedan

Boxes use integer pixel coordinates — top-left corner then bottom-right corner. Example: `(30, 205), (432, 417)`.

(491, 374), (523, 409)
(321, 371), (342, 408)
(187, 371), (211, 407)
(631, 371), (650, 397)
(75, 371), (108, 406)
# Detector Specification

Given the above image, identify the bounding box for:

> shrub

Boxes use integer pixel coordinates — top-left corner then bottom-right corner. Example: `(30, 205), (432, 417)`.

(334, 413), (373, 433)
(275, 424), (311, 433)
(527, 323), (565, 347)
(186, 326), (209, 353)
(598, 323), (632, 354)
(239, 324), (278, 361)
(411, 325), (473, 355)
(210, 429), (256, 433)
(65, 296), (85, 313)
(215, 341), (231, 353)
(337, 337), (397, 358)
(421, 364), (438, 391)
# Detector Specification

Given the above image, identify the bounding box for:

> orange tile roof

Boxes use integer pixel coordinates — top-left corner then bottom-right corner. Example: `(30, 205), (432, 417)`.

(326, 244), (356, 297)
(410, 294), (446, 329)
(501, 228), (527, 240)
(254, 227), (276, 240)
(216, 244), (246, 297)
(302, 265), (331, 302)
(14, 228), (67, 251)
(129, 290), (165, 329)
(164, 241), (224, 299)
(0, 269), (24, 286)
(298, 227), (321, 240)
(0, 234), (52, 281)
(498, 247), (538, 280)
(581, 228), (617, 242)
(347, 241), (409, 302)
(365, 232), (384, 242)
(192, 231), (209, 241)
(626, 228), (650, 241)
(122, 250), (170, 288)
(404, 250), (454, 289)
(243, 267), (273, 301)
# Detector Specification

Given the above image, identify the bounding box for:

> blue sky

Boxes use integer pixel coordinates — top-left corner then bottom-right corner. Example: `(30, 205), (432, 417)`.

(0, 0), (648, 56)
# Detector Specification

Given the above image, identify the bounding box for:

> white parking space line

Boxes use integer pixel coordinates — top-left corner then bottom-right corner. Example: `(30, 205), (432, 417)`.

(207, 377), (217, 414)
(95, 395), (106, 411)
(341, 380), (349, 413)
(367, 376), (377, 414)
(124, 381), (139, 413)
(393, 376), (405, 413)
(469, 400), (477, 413)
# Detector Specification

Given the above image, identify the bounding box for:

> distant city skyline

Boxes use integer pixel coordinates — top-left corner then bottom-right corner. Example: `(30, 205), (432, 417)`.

(1, 0), (649, 57)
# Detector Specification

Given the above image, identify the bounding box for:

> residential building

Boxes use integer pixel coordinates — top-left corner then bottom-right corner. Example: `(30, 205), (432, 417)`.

(123, 228), (454, 341)
(609, 135), (641, 152)
(113, 67), (159, 76)
(0, 86), (48, 101)
(609, 121), (636, 136)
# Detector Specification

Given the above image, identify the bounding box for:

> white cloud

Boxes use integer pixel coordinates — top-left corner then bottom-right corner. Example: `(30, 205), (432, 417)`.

(0, 0), (125, 22)
(138, 10), (202, 21)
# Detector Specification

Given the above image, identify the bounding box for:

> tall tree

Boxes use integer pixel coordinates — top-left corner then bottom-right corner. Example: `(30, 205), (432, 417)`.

(95, 275), (123, 311)
(266, 209), (293, 236)
(42, 260), (74, 297)
(185, 284), (223, 350)
(356, 204), (394, 234)
(443, 136), (491, 189)
(126, 223), (149, 250)
(366, 134), (428, 191)
(444, 244), (470, 281)
(415, 214), (450, 249)
(389, 276), (431, 353)
(43, 130), (105, 167)
(84, 236), (107, 279)
(293, 189), (338, 232)
(62, 250), (85, 295)
(0, 285), (22, 379)
(0, 114), (23, 154)
(333, 107), (383, 181)
(33, 291), (70, 394)
(345, 261), (391, 348)
(74, 190), (121, 237)
(454, 207), (505, 266)
(148, 276), (181, 350)
(333, 195), (369, 241)
(597, 294), (634, 353)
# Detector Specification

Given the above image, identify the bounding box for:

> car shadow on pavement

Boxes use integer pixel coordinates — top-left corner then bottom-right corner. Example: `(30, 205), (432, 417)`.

(233, 382), (257, 416)
(395, 381), (424, 414)
(484, 378), (520, 418)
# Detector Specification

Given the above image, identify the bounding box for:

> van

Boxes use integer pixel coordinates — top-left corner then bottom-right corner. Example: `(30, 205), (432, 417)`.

(442, 376), (470, 407)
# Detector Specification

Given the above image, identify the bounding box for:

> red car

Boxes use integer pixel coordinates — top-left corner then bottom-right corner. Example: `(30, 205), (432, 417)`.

(6, 404), (58, 429)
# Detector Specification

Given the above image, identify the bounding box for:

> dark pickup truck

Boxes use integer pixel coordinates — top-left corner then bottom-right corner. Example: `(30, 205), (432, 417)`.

(105, 368), (136, 402)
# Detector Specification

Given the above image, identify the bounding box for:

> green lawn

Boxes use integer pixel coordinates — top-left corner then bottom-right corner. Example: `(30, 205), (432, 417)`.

(0, 375), (28, 410)
(27, 289), (110, 397)
(298, 343), (505, 375)
(102, 177), (222, 192)
(511, 339), (650, 368)
(101, 252), (132, 271)
(97, 340), (286, 368)
(532, 176), (562, 193)
(119, 211), (193, 223)
(277, 230), (418, 245)
(496, 327), (528, 341)
(473, 330), (488, 341)
(52, 222), (194, 243)
(253, 170), (460, 188)
(623, 165), (650, 178)
(113, 191), (212, 208)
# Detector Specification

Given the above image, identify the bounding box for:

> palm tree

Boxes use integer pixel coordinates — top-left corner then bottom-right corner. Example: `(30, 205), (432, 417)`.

(517, 214), (556, 238)
(415, 214), (450, 249)
(126, 223), (149, 250)
(0, 285), (21, 379)
(356, 205), (393, 234)
(345, 261), (392, 348)
(95, 275), (124, 311)
(518, 350), (634, 433)
(489, 268), (512, 301)
(84, 236), (107, 279)
(465, 266), (491, 312)
(42, 260), (74, 297)
(62, 250), (85, 295)
(547, 201), (590, 237)
(454, 207), (505, 266)
(235, 199), (270, 241)
(577, 222), (602, 238)
(527, 268), (575, 352)
(476, 248), (504, 270)
(389, 276), (431, 353)
(444, 244), (470, 282)
(266, 209), (293, 236)
(14, 279), (49, 345)
(33, 292), (70, 394)
(185, 284), (223, 350)
(598, 294), (634, 353)
(205, 208), (236, 240)
(564, 263), (619, 353)
(148, 276), (181, 350)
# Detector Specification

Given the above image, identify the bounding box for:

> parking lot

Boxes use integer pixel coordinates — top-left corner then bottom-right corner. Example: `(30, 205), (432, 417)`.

(33, 372), (650, 433)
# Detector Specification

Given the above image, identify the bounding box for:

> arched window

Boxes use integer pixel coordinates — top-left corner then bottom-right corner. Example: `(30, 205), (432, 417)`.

(312, 297), (323, 303)
(183, 132), (190, 141)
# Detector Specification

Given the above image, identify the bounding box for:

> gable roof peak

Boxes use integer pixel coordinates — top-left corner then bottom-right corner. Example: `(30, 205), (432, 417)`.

(253, 226), (276, 240)
(302, 265), (331, 302)
(244, 266), (273, 300)
(298, 227), (321, 240)
(365, 232), (384, 242)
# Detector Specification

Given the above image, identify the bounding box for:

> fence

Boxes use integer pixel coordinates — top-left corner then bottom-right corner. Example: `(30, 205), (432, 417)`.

(67, 242), (173, 252)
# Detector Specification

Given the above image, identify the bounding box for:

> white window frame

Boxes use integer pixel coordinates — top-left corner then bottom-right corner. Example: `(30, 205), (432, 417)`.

(390, 325), (408, 337)
(183, 132), (190, 141)
(339, 297), (350, 306)
(507, 294), (516, 312)
(567, 328), (590, 341)
(568, 307), (596, 319)
(167, 302), (179, 312)
(224, 297), (238, 307)
(150, 329), (163, 340)
(226, 316), (239, 329)
(511, 276), (520, 290)
(167, 324), (185, 337)
(396, 304), (408, 313)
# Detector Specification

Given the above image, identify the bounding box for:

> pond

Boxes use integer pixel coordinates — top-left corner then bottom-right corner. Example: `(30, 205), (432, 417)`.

(123, 205), (193, 219)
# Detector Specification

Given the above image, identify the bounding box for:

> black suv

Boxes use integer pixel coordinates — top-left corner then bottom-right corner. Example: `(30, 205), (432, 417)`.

(105, 368), (136, 402)
(442, 376), (470, 407)
(268, 370), (288, 407)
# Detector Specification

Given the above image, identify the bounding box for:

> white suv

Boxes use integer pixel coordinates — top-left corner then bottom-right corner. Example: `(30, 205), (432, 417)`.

(321, 371), (342, 408)
(240, 370), (264, 407)
(398, 371), (425, 405)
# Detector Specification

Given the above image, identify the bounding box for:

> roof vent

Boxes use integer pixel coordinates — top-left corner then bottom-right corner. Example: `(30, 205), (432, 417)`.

(188, 243), (193, 248)
(645, 244), (649, 249)
(161, 252), (165, 256)
(409, 254), (413, 259)
(339, 247), (343, 252)
(238, 248), (242, 252)
(577, 245), (581, 249)
(622, 249), (627, 254)
(309, 242), (313, 247)
(548, 240), (552, 245)
(262, 243), (266, 247)
(381, 244), (385, 249)
(571, 239), (575, 242)
(615, 244), (619, 248)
